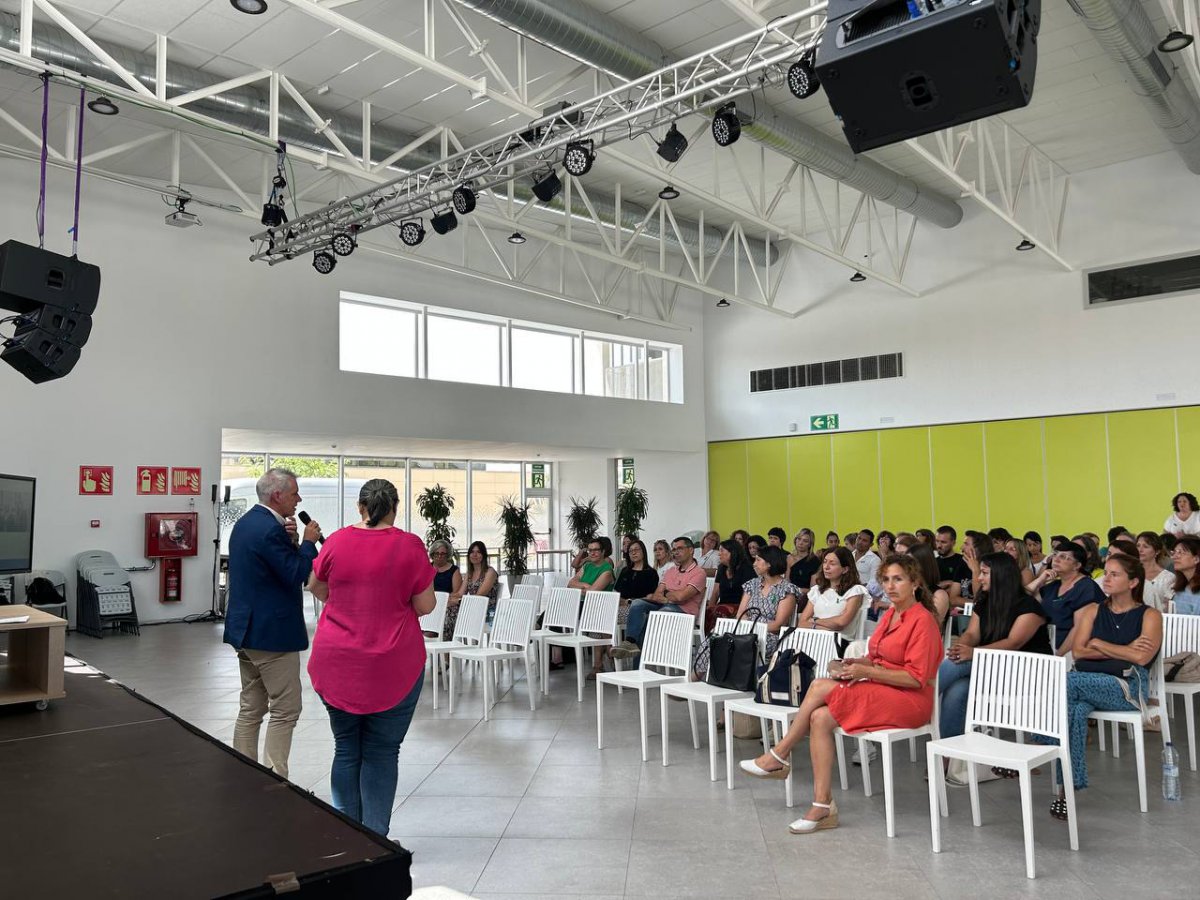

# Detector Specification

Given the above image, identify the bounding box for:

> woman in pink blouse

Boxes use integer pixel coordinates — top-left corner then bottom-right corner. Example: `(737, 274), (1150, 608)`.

(307, 478), (436, 835)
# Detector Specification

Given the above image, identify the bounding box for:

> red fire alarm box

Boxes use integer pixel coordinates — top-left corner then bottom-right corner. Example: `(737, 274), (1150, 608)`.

(145, 512), (199, 559)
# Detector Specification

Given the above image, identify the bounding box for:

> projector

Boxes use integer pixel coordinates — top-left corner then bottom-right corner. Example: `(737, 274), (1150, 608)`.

(165, 209), (202, 228)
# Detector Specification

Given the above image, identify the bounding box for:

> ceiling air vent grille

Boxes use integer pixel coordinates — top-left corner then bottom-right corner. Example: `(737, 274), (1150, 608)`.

(749, 352), (903, 393)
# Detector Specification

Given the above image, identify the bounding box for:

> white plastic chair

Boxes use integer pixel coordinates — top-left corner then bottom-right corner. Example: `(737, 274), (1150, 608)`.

(448, 597), (538, 720)
(943, 601), (975, 650)
(545, 590), (621, 701)
(926, 649), (1078, 880)
(834, 669), (941, 837)
(693, 581), (714, 644)
(422, 595), (489, 710)
(661, 617), (768, 781)
(851, 596), (871, 641)
(1089, 650), (1169, 812)
(1162, 613), (1200, 771)
(597, 610), (694, 761)
(531, 587), (581, 691)
(420, 591), (449, 639)
(520, 573), (545, 586)
(723, 628), (839, 807)
(510, 582), (541, 610)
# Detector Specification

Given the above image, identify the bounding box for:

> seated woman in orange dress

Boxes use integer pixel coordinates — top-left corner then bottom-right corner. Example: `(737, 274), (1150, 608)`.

(738, 554), (943, 834)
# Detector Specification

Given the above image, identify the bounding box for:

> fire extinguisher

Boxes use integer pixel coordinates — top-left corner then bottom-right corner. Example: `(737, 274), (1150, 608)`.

(165, 566), (180, 602)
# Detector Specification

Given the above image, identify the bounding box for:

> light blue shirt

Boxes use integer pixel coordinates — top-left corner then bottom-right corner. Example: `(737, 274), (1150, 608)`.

(1175, 588), (1200, 616)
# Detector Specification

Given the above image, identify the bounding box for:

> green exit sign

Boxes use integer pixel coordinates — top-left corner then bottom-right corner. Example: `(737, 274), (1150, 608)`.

(810, 414), (840, 431)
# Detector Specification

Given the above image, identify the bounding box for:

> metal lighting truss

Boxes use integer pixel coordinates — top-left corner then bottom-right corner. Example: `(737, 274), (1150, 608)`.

(247, 6), (826, 264)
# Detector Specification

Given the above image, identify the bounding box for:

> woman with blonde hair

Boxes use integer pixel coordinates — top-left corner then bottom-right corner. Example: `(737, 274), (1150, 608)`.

(787, 528), (821, 594)
(1003, 537), (1037, 589)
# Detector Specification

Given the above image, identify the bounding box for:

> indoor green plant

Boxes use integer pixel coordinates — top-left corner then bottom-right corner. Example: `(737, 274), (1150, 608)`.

(614, 482), (649, 541)
(415, 483), (456, 546)
(498, 496), (536, 587)
(566, 496), (603, 551)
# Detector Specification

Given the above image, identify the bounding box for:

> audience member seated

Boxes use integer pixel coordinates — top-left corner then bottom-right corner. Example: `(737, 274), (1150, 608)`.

(894, 533), (919, 554)
(909, 542), (951, 626)
(1171, 537), (1200, 614)
(694, 545), (800, 678)
(877, 530), (895, 559)
(747, 534), (767, 560)
(1108, 525), (1135, 546)
(853, 529), (881, 588)
(712, 539), (755, 617)
(611, 536), (706, 660)
(1003, 537), (1037, 588)
(939, 553), (1050, 742)
(596, 538), (658, 677)
(825, 530), (840, 549)
(653, 539), (673, 578)
(1034, 555), (1161, 822)
(960, 531), (994, 599)
(738, 555), (942, 835)
(461, 541), (500, 614)
(1165, 492), (1200, 538)
(430, 540), (464, 639)
(800, 547), (869, 654)
(768, 526), (788, 549)
(1137, 531), (1175, 612)
(1031, 541), (1104, 652)
(731, 529), (750, 549)
(696, 530), (721, 575)
(1072, 533), (1104, 578)
(934, 526), (971, 599)
(788, 528), (821, 595)
(568, 537), (615, 593)
(987, 527), (1013, 550)
(915, 528), (936, 546)
(843, 531), (859, 550)
(1050, 534), (1070, 551)
(1025, 530), (1046, 572)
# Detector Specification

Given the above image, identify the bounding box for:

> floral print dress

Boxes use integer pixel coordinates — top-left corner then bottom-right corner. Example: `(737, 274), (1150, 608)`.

(693, 576), (802, 675)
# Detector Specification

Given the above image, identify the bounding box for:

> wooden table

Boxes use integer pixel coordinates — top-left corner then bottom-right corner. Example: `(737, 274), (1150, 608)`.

(0, 604), (66, 709)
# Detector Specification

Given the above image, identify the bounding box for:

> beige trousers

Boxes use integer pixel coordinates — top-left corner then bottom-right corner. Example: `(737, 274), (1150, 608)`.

(232, 648), (302, 779)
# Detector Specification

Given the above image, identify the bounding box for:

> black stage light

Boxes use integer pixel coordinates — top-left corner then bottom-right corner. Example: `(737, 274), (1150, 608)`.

(507, 231), (526, 244)
(261, 202), (285, 227)
(849, 271), (866, 283)
(87, 96), (119, 116)
(712, 104), (741, 147)
(658, 185), (679, 200)
(787, 57), (821, 100)
(563, 140), (595, 176)
(312, 249), (336, 274)
(452, 183), (476, 215)
(231, 0), (269, 13)
(656, 124), (688, 162)
(430, 209), (458, 235)
(1016, 237), (1035, 252)
(1159, 29), (1194, 52)
(331, 231), (356, 257)
(715, 298), (730, 308)
(399, 220), (426, 246)
(532, 169), (562, 203)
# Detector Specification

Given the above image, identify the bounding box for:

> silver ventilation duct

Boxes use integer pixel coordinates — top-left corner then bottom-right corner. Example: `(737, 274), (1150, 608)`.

(452, 0), (965, 228)
(1067, 0), (1200, 174)
(0, 11), (768, 263)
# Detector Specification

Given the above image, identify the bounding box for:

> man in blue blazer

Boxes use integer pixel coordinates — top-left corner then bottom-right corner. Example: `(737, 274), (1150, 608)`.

(224, 467), (322, 778)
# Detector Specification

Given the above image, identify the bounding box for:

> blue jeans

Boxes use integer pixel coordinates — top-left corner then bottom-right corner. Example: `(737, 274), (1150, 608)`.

(322, 677), (422, 835)
(624, 599), (683, 646)
(937, 657), (973, 739)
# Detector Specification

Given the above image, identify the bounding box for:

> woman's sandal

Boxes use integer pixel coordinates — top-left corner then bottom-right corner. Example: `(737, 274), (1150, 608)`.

(739, 748), (790, 779)
(1050, 798), (1069, 821)
(788, 800), (839, 834)
(991, 767), (1020, 779)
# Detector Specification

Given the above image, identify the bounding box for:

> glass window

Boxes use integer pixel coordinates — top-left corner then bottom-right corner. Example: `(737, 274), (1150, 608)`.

(511, 327), (575, 393)
(340, 302), (417, 378)
(267, 455), (341, 534)
(219, 454), (264, 554)
(647, 346), (669, 403)
(410, 460), (468, 552)
(583, 337), (644, 399)
(342, 458), (407, 530)
(426, 315), (501, 386)
(470, 462), (523, 564)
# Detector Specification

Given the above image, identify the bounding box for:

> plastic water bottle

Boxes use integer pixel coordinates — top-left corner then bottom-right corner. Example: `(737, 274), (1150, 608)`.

(1163, 742), (1181, 801)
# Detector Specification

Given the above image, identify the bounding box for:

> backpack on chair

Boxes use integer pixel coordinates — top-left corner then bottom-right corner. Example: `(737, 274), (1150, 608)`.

(25, 577), (63, 608)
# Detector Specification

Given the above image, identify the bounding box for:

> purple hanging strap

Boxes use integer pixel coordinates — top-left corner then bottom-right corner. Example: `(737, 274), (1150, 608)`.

(71, 85), (85, 257)
(37, 74), (49, 249)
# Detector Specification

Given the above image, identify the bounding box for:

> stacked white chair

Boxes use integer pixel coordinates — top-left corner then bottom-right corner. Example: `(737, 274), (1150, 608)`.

(448, 597), (538, 720)
(422, 594), (489, 710)
(926, 649), (1077, 880)
(531, 587), (582, 693)
(544, 590), (621, 701)
(1162, 613), (1200, 771)
(723, 628), (839, 807)
(597, 610), (694, 761)
(661, 616), (769, 781)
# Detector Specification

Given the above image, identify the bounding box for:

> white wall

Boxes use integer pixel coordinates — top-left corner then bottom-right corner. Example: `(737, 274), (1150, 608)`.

(0, 162), (708, 623)
(704, 151), (1200, 441)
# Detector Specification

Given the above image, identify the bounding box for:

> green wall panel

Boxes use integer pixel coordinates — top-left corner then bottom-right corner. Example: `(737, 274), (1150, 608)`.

(1177, 408), (1200, 498)
(832, 431), (881, 532)
(1108, 409), (1178, 534)
(930, 423), (986, 535)
(746, 438), (790, 535)
(787, 433), (835, 538)
(707, 442), (747, 536)
(1044, 414), (1109, 539)
(984, 419), (1046, 537)
(879, 427), (932, 534)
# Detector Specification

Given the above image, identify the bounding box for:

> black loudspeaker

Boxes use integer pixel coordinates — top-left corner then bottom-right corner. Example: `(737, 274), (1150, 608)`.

(0, 240), (101, 315)
(814, 0), (1040, 153)
(1, 326), (82, 383)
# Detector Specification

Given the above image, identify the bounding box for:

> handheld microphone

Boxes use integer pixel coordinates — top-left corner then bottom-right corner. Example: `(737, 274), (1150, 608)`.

(297, 510), (324, 544)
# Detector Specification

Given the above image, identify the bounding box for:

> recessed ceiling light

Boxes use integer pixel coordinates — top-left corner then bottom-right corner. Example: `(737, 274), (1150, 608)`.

(87, 96), (119, 116)
(231, 0), (269, 14)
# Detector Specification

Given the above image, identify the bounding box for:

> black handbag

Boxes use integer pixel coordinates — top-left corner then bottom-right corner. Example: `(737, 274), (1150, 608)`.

(755, 626), (816, 706)
(706, 611), (762, 692)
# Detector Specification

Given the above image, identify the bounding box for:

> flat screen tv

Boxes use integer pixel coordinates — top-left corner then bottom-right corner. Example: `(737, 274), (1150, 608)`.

(0, 473), (35, 575)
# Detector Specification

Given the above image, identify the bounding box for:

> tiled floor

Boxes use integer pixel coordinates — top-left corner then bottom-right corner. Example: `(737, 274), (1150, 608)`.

(68, 617), (1200, 899)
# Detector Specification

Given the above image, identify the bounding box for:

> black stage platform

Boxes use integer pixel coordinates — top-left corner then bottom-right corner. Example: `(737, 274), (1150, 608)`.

(0, 658), (412, 899)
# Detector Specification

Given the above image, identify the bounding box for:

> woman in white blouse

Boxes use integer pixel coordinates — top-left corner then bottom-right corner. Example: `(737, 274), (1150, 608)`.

(1137, 531), (1176, 611)
(1165, 492), (1200, 538)
(800, 546), (868, 653)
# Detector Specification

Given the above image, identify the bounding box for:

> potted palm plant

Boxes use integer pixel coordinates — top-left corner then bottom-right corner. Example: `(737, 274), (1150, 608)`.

(566, 496), (603, 555)
(415, 483), (456, 546)
(498, 496), (536, 590)
(615, 482), (649, 543)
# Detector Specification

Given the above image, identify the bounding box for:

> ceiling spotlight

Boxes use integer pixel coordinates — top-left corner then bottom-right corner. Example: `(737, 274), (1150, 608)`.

(716, 298), (731, 308)
(87, 96), (119, 116)
(430, 209), (458, 235)
(312, 249), (336, 275)
(712, 103), (741, 147)
(1158, 29), (1194, 53)
(563, 140), (595, 177)
(507, 231), (526, 244)
(849, 271), (866, 283)
(787, 57), (821, 100)
(1016, 237), (1035, 251)
(452, 183), (476, 215)
(658, 185), (680, 200)
(656, 124), (689, 163)
(399, 220), (426, 247)
(532, 169), (562, 203)
(330, 231), (356, 257)
(230, 0), (269, 13)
